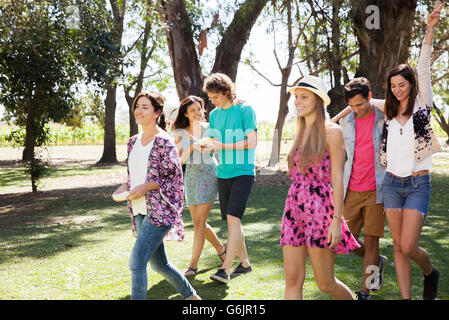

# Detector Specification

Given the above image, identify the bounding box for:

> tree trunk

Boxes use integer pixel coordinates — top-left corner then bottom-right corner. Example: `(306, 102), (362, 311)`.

(211, 0), (269, 81)
(160, 0), (269, 117)
(327, 0), (346, 118)
(268, 0), (295, 167)
(159, 0), (204, 100)
(268, 89), (291, 167)
(433, 102), (449, 144)
(22, 102), (36, 162)
(125, 90), (139, 137)
(98, 85), (118, 163)
(97, 0), (125, 163)
(350, 0), (417, 97)
(125, 2), (154, 137)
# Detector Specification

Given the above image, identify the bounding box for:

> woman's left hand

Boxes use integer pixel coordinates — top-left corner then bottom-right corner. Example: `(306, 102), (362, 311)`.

(127, 184), (148, 200)
(327, 218), (343, 249)
(428, 0), (446, 29)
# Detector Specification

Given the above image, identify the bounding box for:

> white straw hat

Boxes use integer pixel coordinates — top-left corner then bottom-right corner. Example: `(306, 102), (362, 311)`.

(289, 75), (331, 107)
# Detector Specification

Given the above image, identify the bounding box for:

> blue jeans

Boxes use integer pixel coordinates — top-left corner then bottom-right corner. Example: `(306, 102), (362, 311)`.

(129, 215), (196, 300)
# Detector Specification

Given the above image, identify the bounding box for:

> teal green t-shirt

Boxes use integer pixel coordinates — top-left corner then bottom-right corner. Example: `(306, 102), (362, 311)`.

(208, 103), (257, 179)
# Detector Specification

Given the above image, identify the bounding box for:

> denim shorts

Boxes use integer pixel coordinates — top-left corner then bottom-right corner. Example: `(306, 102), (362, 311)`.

(382, 172), (431, 217)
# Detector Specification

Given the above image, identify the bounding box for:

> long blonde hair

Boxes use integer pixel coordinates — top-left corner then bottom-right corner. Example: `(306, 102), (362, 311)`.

(289, 94), (327, 173)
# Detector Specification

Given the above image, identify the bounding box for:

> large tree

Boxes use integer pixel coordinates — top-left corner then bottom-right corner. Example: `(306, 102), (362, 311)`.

(123, 0), (169, 137)
(245, 0), (358, 165)
(158, 0), (269, 115)
(96, 0), (127, 164)
(350, 0), (418, 97)
(0, 0), (84, 191)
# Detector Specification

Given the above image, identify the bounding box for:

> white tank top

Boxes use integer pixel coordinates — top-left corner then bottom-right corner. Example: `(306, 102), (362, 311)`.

(128, 133), (154, 215)
(386, 118), (432, 177)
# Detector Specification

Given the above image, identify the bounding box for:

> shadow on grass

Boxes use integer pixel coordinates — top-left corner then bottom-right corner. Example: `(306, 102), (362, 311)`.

(119, 275), (230, 300)
(1, 171), (448, 300)
(0, 185), (129, 265)
(204, 180), (449, 300)
(0, 162), (125, 189)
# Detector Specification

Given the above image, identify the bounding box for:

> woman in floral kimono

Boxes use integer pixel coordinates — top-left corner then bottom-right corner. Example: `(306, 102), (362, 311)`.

(113, 91), (200, 300)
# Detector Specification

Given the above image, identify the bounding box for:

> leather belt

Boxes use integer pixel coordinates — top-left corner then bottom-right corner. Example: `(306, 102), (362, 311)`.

(390, 170), (429, 178)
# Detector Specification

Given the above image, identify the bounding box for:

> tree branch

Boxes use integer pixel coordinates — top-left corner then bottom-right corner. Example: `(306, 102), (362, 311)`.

(242, 60), (282, 87)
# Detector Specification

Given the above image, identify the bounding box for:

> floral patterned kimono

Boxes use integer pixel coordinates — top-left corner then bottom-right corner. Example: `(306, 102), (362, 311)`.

(126, 132), (185, 241)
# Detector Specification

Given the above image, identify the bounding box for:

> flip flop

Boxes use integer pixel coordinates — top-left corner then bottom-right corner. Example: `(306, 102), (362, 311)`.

(183, 267), (198, 277)
(218, 242), (227, 262)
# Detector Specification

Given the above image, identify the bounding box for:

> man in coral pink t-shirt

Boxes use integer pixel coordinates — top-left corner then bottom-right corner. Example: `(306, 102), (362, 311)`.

(334, 78), (388, 300)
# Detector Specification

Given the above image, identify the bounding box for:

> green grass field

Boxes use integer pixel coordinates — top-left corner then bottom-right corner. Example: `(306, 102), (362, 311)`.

(1, 151), (448, 300)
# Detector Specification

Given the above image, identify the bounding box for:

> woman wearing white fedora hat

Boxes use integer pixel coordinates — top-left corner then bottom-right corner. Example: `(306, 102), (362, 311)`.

(280, 75), (360, 300)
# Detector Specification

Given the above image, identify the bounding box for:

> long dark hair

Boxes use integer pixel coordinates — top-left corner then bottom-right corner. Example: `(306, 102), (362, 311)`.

(132, 91), (167, 131)
(172, 95), (205, 130)
(384, 64), (418, 120)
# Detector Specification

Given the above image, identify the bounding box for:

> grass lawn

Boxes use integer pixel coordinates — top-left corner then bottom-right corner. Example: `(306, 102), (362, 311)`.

(0, 149), (448, 300)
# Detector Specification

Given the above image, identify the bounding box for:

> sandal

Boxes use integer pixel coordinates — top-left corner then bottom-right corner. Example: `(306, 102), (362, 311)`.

(183, 267), (198, 277)
(218, 242), (227, 262)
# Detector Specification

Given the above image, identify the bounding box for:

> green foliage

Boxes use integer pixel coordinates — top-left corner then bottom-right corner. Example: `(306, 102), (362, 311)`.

(80, 31), (122, 86)
(0, 0), (84, 190)
(0, 123), (130, 147)
(122, 0), (172, 95)
(64, 93), (105, 129)
(24, 152), (49, 193)
(75, 0), (123, 88)
(0, 1), (81, 127)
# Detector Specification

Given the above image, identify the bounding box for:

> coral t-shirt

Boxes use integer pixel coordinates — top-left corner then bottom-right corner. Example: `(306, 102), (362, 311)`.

(348, 111), (376, 192)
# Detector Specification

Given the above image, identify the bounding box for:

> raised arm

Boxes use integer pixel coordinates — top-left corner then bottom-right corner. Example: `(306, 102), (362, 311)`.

(418, 0), (445, 106)
(425, 0), (445, 45)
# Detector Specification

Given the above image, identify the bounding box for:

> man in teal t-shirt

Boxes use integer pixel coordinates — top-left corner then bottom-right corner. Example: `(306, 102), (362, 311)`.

(202, 73), (257, 284)
(209, 103), (257, 178)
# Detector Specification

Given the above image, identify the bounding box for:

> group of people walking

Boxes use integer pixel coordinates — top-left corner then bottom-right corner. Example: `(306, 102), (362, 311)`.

(113, 1), (445, 300)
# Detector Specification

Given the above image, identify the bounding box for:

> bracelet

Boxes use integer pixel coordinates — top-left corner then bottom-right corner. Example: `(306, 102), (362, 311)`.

(333, 215), (345, 223)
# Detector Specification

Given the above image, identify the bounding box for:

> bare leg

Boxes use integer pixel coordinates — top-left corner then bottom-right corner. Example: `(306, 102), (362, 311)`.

(221, 215), (250, 274)
(387, 208), (432, 299)
(386, 209), (411, 299)
(351, 236), (365, 258)
(400, 209), (432, 275)
(283, 245), (307, 300)
(188, 203), (224, 270)
(308, 247), (354, 300)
